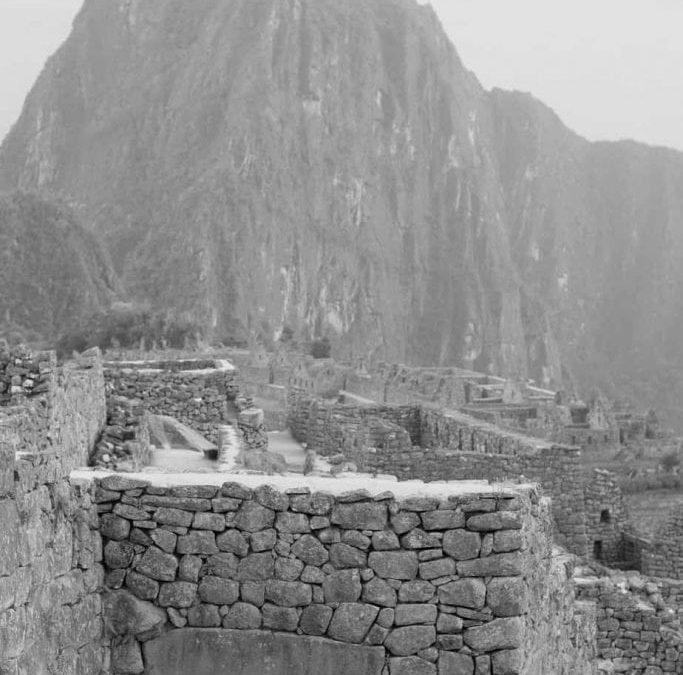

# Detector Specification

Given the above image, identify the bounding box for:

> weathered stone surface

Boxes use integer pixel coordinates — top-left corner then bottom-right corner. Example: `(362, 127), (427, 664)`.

(389, 656), (436, 675)
(331, 503), (387, 531)
(384, 626), (436, 656)
(265, 580), (312, 607)
(292, 534), (329, 566)
(112, 636), (144, 675)
(456, 553), (522, 578)
(400, 529), (441, 550)
(126, 571), (160, 601)
(222, 602), (262, 629)
(466, 513), (522, 532)
(395, 604), (438, 626)
(290, 492), (335, 516)
(100, 476), (150, 491)
(330, 543), (367, 569)
(421, 510), (466, 531)
(368, 552), (418, 580)
(241, 581), (265, 607)
(188, 604), (221, 627)
(486, 577), (527, 617)
(212, 497), (241, 513)
(342, 530), (372, 550)
(154, 507), (193, 528)
(419, 557), (455, 581)
(142, 495), (211, 511)
(378, 607), (395, 628)
(276, 512), (311, 534)
(301, 565), (326, 584)
(158, 581), (197, 608)
(142, 629), (385, 674)
(221, 482), (252, 500)
(442, 530), (480, 561)
(114, 503), (150, 521)
(300, 604), (334, 636)
(105, 540), (135, 569)
(437, 614), (463, 634)
(202, 553), (238, 579)
(237, 553), (274, 581)
(262, 603), (299, 631)
(327, 603), (379, 644)
(104, 590), (167, 636)
(177, 531), (218, 555)
(438, 579), (486, 610)
(362, 577), (397, 607)
(492, 531), (523, 553)
(491, 648), (522, 674)
(274, 557), (304, 581)
(170, 485), (219, 499)
(323, 570), (362, 603)
(193, 512), (226, 532)
(399, 498), (440, 512)
(250, 529), (277, 553)
(150, 528), (177, 554)
(463, 617), (524, 651)
(178, 555), (202, 582)
(216, 529), (249, 556)
(101, 514), (131, 540)
(438, 652), (474, 675)
(399, 580), (435, 603)
(255, 485), (289, 511)
(371, 531), (400, 550)
(390, 512), (421, 535)
(234, 502), (275, 532)
(199, 577), (239, 605)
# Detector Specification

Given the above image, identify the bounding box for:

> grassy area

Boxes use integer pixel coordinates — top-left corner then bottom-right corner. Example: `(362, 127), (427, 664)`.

(626, 489), (682, 537)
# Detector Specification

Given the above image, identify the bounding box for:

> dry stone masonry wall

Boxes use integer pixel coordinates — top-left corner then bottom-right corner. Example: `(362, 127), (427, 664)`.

(0, 349), (108, 675)
(104, 359), (239, 444)
(95, 476), (593, 675)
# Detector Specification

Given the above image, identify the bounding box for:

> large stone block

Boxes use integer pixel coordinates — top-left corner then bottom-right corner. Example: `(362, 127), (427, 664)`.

(456, 553), (522, 578)
(327, 603), (379, 644)
(442, 530), (480, 561)
(438, 579), (486, 610)
(384, 626), (436, 656)
(368, 551), (418, 580)
(199, 577), (239, 605)
(234, 502), (275, 532)
(463, 617), (523, 651)
(136, 547), (178, 581)
(389, 656), (436, 675)
(265, 580), (313, 607)
(486, 577), (527, 617)
(331, 503), (387, 531)
(292, 534), (329, 566)
(143, 629), (385, 674)
(323, 570), (362, 603)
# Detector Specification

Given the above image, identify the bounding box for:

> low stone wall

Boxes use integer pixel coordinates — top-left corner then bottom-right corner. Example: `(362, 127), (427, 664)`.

(93, 475), (593, 674)
(104, 359), (239, 444)
(575, 575), (681, 673)
(0, 350), (108, 675)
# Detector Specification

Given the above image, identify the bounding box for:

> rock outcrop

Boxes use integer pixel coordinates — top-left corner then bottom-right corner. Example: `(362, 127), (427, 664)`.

(2, 0), (683, 419)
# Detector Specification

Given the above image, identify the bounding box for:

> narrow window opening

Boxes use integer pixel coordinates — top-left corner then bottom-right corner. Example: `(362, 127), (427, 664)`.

(600, 509), (611, 524)
(593, 540), (603, 560)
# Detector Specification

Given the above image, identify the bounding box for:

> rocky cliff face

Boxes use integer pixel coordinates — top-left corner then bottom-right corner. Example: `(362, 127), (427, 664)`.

(0, 192), (117, 341)
(2, 0), (683, 416)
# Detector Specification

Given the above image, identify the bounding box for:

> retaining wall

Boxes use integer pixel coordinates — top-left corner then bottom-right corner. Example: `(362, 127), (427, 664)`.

(0, 351), (108, 675)
(94, 475), (595, 675)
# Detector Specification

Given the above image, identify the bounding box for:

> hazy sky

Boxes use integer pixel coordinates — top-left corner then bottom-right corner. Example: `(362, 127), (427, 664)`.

(1, 0), (682, 150)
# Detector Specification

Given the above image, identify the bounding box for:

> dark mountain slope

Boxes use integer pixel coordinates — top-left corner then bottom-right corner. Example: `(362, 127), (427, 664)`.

(0, 192), (118, 340)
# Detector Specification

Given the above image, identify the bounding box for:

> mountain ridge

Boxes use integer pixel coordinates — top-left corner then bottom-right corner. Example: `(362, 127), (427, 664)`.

(1, 0), (683, 422)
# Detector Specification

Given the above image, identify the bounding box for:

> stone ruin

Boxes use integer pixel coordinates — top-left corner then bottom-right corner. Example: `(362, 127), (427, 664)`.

(0, 346), (679, 675)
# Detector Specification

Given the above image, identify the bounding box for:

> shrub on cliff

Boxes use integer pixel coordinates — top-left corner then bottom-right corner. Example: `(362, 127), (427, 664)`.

(310, 337), (331, 359)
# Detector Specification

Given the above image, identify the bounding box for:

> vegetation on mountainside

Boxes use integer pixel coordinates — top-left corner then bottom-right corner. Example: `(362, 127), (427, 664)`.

(56, 302), (204, 357)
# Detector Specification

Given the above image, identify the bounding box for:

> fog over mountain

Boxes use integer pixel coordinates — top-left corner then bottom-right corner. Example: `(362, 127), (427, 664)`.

(1, 0), (683, 420)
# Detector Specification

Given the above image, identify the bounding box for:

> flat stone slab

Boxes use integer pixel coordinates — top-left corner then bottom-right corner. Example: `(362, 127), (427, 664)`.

(143, 628), (385, 675)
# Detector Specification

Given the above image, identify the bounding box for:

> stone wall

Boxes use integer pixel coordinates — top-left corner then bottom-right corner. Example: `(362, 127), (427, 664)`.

(0, 351), (108, 675)
(288, 393), (590, 557)
(104, 359), (239, 444)
(583, 469), (633, 565)
(640, 502), (683, 580)
(91, 396), (151, 471)
(94, 475), (594, 675)
(575, 574), (681, 673)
